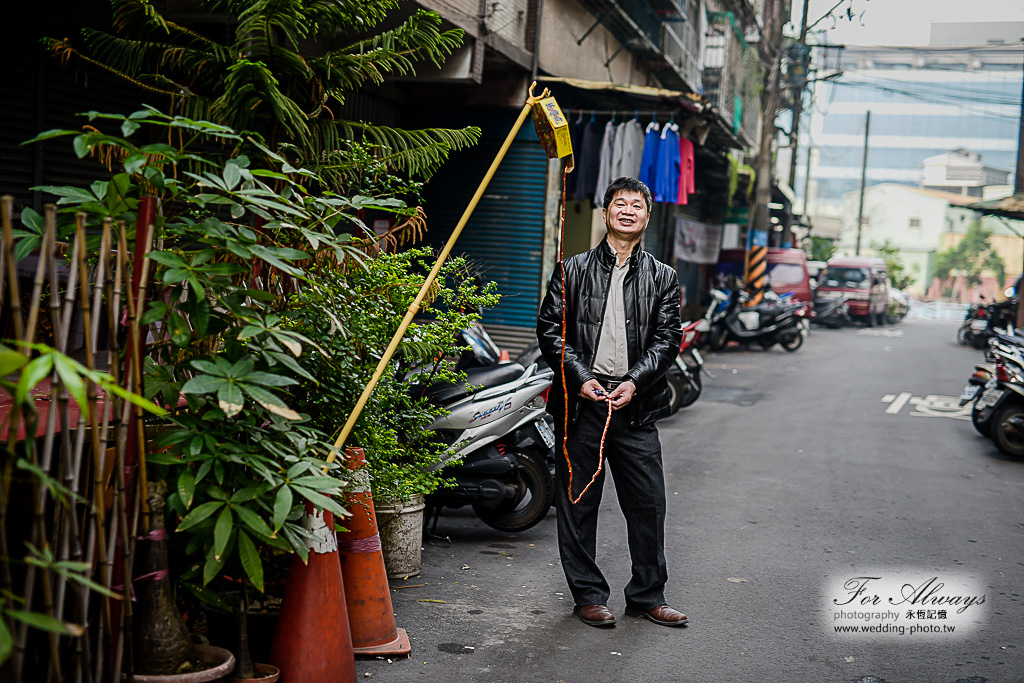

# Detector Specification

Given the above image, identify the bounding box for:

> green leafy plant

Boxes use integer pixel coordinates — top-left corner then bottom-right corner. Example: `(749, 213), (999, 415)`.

(17, 107), (497, 676)
(802, 235), (838, 263)
(288, 250), (499, 501)
(933, 221), (1006, 293)
(871, 238), (914, 291)
(46, 0), (480, 190)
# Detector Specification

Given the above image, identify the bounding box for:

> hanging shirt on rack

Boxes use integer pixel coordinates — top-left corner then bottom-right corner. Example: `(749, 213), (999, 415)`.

(611, 118), (645, 180)
(574, 120), (602, 203)
(593, 120), (618, 207)
(638, 121), (660, 190)
(653, 122), (680, 204)
(676, 136), (695, 205)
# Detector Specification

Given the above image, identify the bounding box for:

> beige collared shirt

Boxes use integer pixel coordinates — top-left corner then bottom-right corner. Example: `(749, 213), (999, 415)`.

(592, 244), (630, 377)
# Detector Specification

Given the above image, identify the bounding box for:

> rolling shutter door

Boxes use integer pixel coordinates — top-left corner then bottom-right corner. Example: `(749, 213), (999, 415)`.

(420, 125), (548, 331)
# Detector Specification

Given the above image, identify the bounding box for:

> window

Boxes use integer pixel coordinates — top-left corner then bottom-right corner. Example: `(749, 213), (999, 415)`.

(908, 217), (921, 229)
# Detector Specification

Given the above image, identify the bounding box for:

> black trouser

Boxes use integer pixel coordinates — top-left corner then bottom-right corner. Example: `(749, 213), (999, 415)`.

(554, 391), (668, 610)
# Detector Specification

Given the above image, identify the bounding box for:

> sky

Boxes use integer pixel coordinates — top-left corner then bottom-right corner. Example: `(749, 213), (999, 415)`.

(794, 0), (1024, 46)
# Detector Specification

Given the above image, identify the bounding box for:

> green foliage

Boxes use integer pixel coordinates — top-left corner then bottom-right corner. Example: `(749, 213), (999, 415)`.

(802, 235), (837, 262)
(287, 250), (499, 500)
(17, 108), (499, 620)
(46, 0), (481, 190)
(933, 221), (1006, 289)
(871, 239), (914, 291)
(19, 108), (401, 599)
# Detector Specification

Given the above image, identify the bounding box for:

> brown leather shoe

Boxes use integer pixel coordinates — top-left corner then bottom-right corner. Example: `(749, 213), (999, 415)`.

(574, 604), (616, 627)
(625, 604), (689, 627)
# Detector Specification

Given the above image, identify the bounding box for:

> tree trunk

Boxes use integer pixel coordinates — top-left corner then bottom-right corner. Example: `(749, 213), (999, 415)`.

(134, 481), (191, 674)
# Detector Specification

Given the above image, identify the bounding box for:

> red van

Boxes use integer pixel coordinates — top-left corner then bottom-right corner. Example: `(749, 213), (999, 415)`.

(816, 256), (890, 325)
(765, 248), (813, 306)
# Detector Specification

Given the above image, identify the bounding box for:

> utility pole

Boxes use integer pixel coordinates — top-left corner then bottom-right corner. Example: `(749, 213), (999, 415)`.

(802, 139), (814, 237)
(747, 0), (788, 305)
(854, 110), (871, 256)
(787, 0), (811, 190)
(1014, 43), (1023, 328)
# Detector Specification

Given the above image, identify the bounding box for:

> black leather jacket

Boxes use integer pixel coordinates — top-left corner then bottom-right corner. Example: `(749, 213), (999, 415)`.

(537, 240), (682, 427)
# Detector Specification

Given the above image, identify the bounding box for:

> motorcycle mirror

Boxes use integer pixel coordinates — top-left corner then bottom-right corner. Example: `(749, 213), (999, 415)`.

(1005, 287), (1015, 298)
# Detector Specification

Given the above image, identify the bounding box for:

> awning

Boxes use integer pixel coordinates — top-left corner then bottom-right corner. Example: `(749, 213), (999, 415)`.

(537, 76), (745, 150)
(537, 76), (700, 110)
(967, 193), (1024, 221)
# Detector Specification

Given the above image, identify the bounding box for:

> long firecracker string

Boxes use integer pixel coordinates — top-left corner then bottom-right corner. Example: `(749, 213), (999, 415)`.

(558, 168), (613, 505)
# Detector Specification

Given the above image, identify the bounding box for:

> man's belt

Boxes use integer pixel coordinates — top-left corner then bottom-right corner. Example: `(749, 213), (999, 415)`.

(592, 374), (626, 392)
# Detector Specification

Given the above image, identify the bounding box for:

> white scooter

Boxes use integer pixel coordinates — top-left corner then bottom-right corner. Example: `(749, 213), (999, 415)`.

(421, 361), (555, 533)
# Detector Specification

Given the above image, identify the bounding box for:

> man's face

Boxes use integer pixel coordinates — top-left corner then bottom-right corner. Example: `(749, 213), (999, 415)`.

(603, 190), (650, 241)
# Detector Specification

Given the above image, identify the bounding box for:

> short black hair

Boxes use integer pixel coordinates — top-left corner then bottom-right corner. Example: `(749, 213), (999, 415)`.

(603, 177), (653, 212)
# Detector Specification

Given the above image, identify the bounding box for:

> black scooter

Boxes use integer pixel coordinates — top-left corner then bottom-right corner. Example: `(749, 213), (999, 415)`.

(706, 286), (810, 352)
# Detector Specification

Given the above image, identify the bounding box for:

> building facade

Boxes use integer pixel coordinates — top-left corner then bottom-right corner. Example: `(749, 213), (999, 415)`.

(794, 21), (1024, 237)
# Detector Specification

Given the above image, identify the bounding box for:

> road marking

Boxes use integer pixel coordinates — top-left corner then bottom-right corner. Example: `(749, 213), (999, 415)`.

(883, 392), (913, 414)
(858, 328), (904, 337)
(881, 393), (971, 420)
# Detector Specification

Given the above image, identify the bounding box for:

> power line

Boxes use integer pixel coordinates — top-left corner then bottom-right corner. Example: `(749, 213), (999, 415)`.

(827, 80), (1020, 121)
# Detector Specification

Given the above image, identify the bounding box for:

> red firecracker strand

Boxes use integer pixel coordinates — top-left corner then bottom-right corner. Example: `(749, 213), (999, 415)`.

(559, 168), (613, 505)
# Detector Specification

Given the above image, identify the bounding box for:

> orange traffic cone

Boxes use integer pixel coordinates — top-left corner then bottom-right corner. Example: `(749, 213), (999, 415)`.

(337, 447), (412, 657)
(269, 504), (357, 682)
(498, 349), (510, 363)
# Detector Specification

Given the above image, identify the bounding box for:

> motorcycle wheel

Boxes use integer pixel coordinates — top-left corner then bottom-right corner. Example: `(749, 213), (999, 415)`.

(992, 403), (1024, 457)
(956, 326), (971, 346)
(677, 370), (702, 409)
(708, 327), (728, 351)
(666, 369), (685, 414)
(970, 333), (988, 351)
(473, 453), (553, 532)
(971, 404), (990, 437)
(757, 338), (775, 349)
(780, 333), (804, 352)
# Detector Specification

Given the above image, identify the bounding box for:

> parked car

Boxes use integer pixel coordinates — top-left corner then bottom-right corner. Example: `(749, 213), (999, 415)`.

(815, 256), (890, 326)
(887, 288), (909, 324)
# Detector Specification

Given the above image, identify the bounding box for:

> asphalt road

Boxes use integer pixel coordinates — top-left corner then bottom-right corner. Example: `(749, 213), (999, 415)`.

(359, 317), (1024, 683)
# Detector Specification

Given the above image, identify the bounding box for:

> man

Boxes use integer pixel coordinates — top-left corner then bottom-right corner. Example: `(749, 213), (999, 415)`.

(537, 176), (686, 629)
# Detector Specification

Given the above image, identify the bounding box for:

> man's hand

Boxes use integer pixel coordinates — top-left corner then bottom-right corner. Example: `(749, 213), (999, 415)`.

(606, 380), (636, 411)
(580, 379), (606, 402)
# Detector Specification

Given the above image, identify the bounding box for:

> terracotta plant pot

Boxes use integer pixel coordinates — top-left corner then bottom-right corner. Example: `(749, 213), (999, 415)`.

(230, 663), (281, 682)
(122, 644), (235, 682)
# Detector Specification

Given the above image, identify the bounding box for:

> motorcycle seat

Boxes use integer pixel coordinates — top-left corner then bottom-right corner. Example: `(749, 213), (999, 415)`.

(421, 363), (526, 405)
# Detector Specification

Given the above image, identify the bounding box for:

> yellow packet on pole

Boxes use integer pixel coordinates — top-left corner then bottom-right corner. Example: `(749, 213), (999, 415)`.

(531, 96), (575, 173)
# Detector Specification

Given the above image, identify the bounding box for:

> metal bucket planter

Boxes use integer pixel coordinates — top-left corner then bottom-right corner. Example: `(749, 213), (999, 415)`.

(373, 495), (425, 578)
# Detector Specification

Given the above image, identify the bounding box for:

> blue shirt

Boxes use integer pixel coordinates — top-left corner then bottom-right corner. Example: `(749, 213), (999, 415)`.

(638, 122), (660, 190)
(653, 123), (680, 204)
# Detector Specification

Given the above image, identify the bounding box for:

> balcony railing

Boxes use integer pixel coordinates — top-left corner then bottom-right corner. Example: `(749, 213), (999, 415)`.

(575, 0), (703, 91)
(661, 20), (702, 92)
(702, 10), (761, 145)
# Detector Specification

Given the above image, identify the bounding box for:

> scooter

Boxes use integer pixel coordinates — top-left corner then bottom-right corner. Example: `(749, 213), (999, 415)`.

(706, 286), (810, 352)
(812, 293), (851, 328)
(421, 361), (556, 533)
(666, 297), (716, 413)
(961, 330), (1024, 453)
(957, 298), (989, 347)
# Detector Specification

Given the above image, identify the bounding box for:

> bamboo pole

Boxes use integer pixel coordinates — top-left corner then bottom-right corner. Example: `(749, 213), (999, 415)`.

(325, 84), (549, 465)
